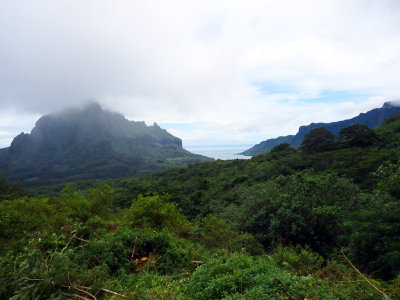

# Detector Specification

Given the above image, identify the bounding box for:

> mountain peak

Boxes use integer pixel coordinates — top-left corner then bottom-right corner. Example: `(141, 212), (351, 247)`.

(383, 100), (400, 108)
(84, 101), (102, 112)
(0, 104), (211, 186)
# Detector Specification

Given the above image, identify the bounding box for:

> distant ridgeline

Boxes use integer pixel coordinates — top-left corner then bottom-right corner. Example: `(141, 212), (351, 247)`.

(241, 101), (400, 156)
(0, 103), (212, 186)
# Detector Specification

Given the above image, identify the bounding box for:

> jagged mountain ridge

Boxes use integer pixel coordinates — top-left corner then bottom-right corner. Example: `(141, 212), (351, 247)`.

(241, 101), (400, 156)
(0, 103), (212, 186)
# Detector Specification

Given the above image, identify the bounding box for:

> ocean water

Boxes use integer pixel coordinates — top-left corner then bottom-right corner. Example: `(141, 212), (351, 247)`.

(184, 144), (252, 160)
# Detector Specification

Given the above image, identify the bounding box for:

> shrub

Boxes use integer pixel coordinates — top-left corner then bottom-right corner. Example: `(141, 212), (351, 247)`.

(270, 246), (324, 275)
(183, 252), (381, 299)
(190, 215), (264, 255)
(123, 195), (191, 236)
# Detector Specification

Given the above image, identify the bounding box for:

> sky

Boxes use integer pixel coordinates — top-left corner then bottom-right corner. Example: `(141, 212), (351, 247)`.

(1, 0), (400, 149)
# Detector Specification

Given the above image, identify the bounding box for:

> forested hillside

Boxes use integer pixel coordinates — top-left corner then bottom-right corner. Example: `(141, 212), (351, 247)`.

(241, 101), (400, 156)
(1, 115), (400, 299)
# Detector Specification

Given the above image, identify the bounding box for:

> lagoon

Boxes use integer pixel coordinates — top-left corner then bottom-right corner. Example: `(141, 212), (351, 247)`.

(184, 144), (252, 160)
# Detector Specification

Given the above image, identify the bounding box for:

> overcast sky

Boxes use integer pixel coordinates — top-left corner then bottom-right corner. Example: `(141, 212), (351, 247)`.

(1, 0), (400, 148)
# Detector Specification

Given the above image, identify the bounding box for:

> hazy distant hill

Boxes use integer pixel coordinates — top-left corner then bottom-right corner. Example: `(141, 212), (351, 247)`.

(0, 103), (212, 186)
(241, 101), (400, 156)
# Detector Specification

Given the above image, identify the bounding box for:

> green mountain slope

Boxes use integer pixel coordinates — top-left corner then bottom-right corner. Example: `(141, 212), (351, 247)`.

(241, 101), (400, 156)
(0, 103), (212, 186)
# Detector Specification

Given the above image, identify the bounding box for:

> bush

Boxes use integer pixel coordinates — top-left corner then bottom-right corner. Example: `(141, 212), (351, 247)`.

(190, 215), (264, 255)
(183, 252), (382, 299)
(123, 195), (191, 236)
(4, 227), (194, 299)
(270, 246), (324, 275)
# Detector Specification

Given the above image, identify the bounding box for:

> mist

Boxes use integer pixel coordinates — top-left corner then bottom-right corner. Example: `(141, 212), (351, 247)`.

(1, 0), (400, 147)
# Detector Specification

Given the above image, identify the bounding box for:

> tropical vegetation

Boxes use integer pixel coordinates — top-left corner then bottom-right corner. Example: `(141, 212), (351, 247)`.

(1, 115), (400, 299)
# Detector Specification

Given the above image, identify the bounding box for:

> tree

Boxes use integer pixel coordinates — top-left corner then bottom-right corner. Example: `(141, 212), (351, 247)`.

(375, 162), (400, 198)
(339, 124), (377, 147)
(236, 171), (361, 254)
(270, 143), (292, 153)
(300, 128), (336, 154)
(343, 201), (400, 280)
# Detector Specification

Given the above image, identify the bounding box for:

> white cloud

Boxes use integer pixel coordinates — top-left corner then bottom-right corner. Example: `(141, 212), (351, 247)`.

(0, 0), (400, 148)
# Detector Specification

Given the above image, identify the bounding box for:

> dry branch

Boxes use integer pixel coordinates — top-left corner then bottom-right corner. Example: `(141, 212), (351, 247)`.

(131, 236), (138, 258)
(101, 288), (127, 298)
(340, 248), (390, 300)
(61, 233), (77, 253)
(66, 284), (126, 299)
(191, 260), (205, 265)
(63, 292), (91, 300)
(73, 236), (90, 243)
(18, 277), (126, 299)
(18, 276), (44, 281)
(58, 284), (97, 300)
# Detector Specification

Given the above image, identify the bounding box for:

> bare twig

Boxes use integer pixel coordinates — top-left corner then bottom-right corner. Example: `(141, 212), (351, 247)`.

(72, 286), (97, 300)
(44, 256), (50, 273)
(18, 276), (44, 281)
(59, 284), (97, 300)
(339, 248), (390, 300)
(19, 277), (126, 299)
(131, 236), (138, 258)
(101, 288), (127, 298)
(61, 233), (77, 253)
(73, 236), (90, 243)
(191, 260), (205, 265)
(66, 284), (126, 298)
(70, 285), (127, 299)
(333, 280), (368, 283)
(63, 292), (90, 300)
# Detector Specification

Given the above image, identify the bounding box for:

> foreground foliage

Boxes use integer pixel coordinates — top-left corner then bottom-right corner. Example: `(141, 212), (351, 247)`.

(1, 116), (400, 298)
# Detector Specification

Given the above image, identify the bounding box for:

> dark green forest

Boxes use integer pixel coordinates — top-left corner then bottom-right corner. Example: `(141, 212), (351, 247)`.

(1, 115), (400, 299)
